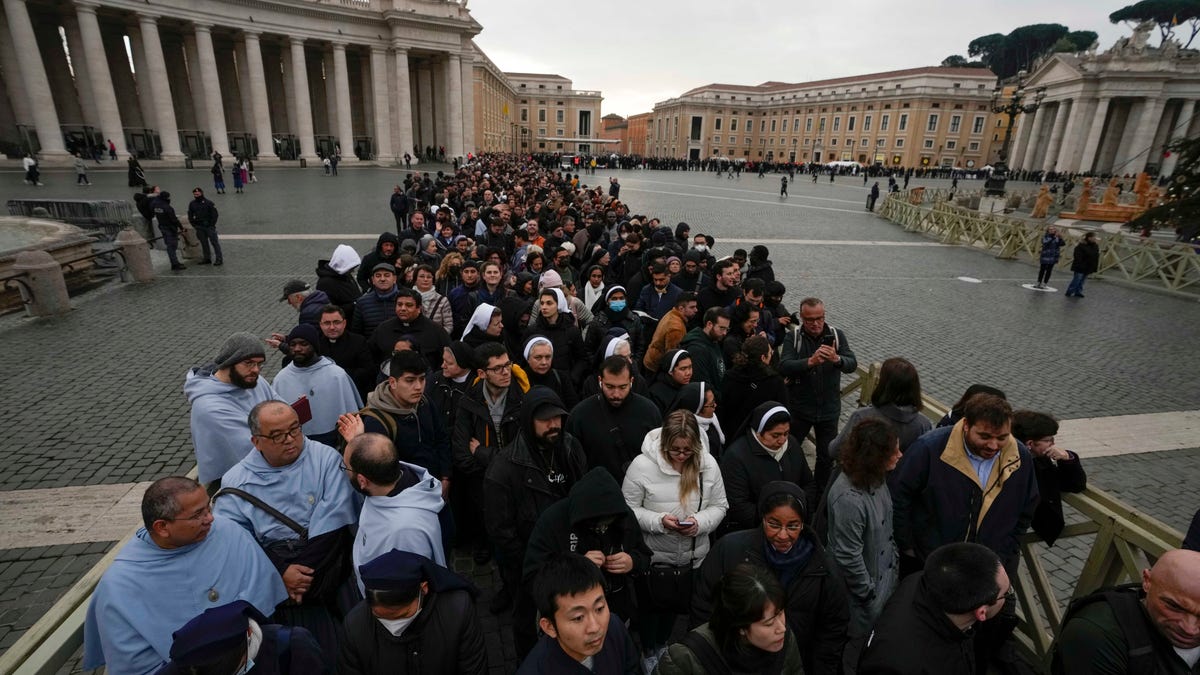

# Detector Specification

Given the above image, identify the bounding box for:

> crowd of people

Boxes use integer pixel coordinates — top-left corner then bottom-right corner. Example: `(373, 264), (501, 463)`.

(81, 152), (1200, 675)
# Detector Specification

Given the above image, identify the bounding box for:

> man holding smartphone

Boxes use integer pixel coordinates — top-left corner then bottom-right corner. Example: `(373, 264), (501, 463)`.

(778, 297), (858, 491)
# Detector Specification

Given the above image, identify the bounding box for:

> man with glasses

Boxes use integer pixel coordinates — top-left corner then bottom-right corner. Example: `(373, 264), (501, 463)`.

(83, 477), (286, 675)
(891, 393), (1039, 674)
(859, 542), (1009, 674)
(779, 297), (859, 490)
(567, 356), (662, 485)
(185, 332), (283, 491)
(317, 304), (374, 398)
(212, 401), (357, 655)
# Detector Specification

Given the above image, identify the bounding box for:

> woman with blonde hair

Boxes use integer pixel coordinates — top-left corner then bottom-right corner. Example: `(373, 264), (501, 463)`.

(622, 409), (728, 673)
(434, 252), (464, 297)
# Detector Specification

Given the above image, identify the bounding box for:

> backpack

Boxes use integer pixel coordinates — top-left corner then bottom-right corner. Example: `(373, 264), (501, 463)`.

(1050, 583), (1157, 675)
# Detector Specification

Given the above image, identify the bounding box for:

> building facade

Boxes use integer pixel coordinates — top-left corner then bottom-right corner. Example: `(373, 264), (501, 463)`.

(647, 66), (1005, 168)
(1008, 27), (1200, 176)
(0, 0), (603, 164)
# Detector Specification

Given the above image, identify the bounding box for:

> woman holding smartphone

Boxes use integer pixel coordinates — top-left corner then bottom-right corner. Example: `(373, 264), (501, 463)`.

(622, 410), (729, 674)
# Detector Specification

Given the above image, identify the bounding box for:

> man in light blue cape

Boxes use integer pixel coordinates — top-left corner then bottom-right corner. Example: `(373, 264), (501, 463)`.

(271, 324), (363, 447)
(84, 476), (286, 675)
(343, 432), (445, 594)
(184, 332), (281, 486)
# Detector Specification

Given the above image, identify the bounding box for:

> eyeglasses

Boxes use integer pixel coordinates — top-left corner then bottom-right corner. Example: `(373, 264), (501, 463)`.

(484, 361), (512, 374)
(166, 505), (212, 522)
(764, 519), (803, 534)
(667, 447), (695, 458)
(239, 359), (265, 371)
(995, 587), (1015, 605)
(255, 424), (303, 444)
(800, 315), (826, 323)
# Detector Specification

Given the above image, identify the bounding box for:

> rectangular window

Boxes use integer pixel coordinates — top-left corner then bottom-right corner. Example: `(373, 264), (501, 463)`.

(556, 110), (564, 124)
(847, 116), (856, 132)
(760, 120), (766, 132)
(520, 108), (528, 122)
(538, 109), (546, 123)
(731, 118), (738, 132)
(818, 117), (826, 133)
(833, 117), (841, 132)
(578, 111), (591, 136)
(861, 138), (868, 148)
(923, 139), (934, 149)
(539, 128), (546, 136)
(770, 120), (777, 132)
(557, 129), (565, 137)
(968, 141), (980, 151)
(881, 114), (890, 131)
(715, 118), (723, 131)
(949, 115), (961, 133)
(972, 116), (985, 134)
(945, 140), (957, 149)
(793, 119), (800, 132)
(690, 116), (703, 141)
(729, 136), (737, 144)
(713, 136), (722, 143)
(805, 117), (813, 132)
(876, 138), (885, 147)
(863, 115), (872, 131)
(896, 138), (904, 147)
(926, 114), (938, 132)
(898, 114), (908, 131)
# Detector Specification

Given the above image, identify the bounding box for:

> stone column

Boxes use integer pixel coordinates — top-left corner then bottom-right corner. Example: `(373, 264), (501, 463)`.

(1054, 99), (1087, 173)
(183, 34), (208, 131)
(370, 46), (393, 163)
(192, 24), (228, 155)
(1041, 102), (1071, 173)
(3, 0), (68, 155)
(0, 6), (33, 129)
(126, 22), (158, 142)
(60, 15), (99, 129)
(1116, 97), (1165, 175)
(1160, 99), (1197, 176)
(445, 52), (463, 159)
(392, 45), (414, 161)
(137, 14), (183, 159)
(1077, 97), (1111, 173)
(1019, 106), (1046, 172)
(241, 32), (276, 159)
(417, 65), (434, 153)
(331, 42), (355, 161)
(289, 37), (319, 161)
(1007, 112), (1033, 170)
(460, 52), (474, 155)
(1148, 99), (1177, 169)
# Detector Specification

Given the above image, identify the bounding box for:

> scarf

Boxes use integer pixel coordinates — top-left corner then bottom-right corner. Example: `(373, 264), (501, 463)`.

(762, 532), (815, 591)
(366, 380), (417, 416)
(696, 413), (726, 445)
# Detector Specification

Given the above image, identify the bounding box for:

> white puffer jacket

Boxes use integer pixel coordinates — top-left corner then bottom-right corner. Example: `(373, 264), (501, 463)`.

(621, 427), (728, 567)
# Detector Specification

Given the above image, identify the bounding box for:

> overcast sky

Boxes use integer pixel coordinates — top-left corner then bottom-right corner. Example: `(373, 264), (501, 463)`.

(469, 0), (1132, 118)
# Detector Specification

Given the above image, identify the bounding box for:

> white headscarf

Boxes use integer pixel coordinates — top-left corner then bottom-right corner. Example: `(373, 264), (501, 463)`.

(462, 303), (496, 337)
(549, 288), (571, 314)
(604, 333), (631, 359)
(523, 335), (553, 362)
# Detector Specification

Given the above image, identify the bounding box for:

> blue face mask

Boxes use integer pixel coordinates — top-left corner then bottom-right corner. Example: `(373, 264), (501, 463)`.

(609, 300), (627, 312)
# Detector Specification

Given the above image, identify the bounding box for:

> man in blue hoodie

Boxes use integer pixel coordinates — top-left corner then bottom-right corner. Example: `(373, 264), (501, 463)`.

(184, 332), (282, 490)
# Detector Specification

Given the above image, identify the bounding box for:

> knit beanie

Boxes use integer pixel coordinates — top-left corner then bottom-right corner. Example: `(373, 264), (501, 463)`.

(215, 332), (266, 370)
(286, 324), (321, 350)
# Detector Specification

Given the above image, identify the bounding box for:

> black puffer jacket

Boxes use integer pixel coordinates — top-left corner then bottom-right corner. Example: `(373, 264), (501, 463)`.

(452, 378), (524, 476)
(692, 528), (850, 675)
(857, 572), (974, 675)
(719, 363), (789, 435)
(338, 588), (486, 675)
(523, 467), (652, 621)
(315, 260), (361, 323)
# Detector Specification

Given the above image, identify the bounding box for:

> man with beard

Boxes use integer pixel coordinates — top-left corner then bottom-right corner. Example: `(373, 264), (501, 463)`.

(83, 477), (287, 675)
(272, 324), (363, 447)
(343, 433), (446, 594)
(566, 356), (662, 484)
(185, 332), (282, 490)
(891, 393), (1038, 674)
(635, 263), (683, 321)
(696, 259), (742, 313)
(212, 402), (358, 656)
(484, 386), (587, 658)
(679, 307), (730, 394)
(317, 305), (375, 399)
(672, 250), (709, 294)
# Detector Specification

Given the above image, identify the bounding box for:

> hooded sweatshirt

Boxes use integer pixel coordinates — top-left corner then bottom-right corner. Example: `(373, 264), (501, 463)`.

(316, 244), (362, 322)
(357, 232), (401, 290)
(184, 366), (281, 484)
(353, 460), (446, 594)
(361, 382), (450, 479)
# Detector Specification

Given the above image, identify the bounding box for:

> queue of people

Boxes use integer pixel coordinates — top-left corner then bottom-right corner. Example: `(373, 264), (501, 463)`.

(80, 153), (1200, 675)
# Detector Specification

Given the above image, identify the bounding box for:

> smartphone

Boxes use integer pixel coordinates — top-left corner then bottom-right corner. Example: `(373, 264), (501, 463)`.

(822, 333), (836, 347)
(678, 519), (696, 528)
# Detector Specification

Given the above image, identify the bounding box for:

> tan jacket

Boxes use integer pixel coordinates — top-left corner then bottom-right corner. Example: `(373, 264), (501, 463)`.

(643, 307), (688, 372)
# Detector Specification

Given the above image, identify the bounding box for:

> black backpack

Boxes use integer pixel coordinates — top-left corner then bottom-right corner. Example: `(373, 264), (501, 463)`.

(1050, 583), (1156, 675)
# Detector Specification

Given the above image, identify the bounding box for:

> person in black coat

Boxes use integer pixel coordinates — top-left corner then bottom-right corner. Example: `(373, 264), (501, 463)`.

(1066, 231), (1100, 298)
(692, 482), (849, 675)
(585, 286), (646, 369)
(645, 349), (691, 414)
(719, 403), (816, 534)
(155, 600), (327, 675)
(317, 304), (375, 398)
(338, 550), (486, 675)
(367, 288), (451, 367)
(567, 356), (662, 485)
(315, 245), (362, 325)
(484, 387), (588, 658)
(523, 467), (653, 626)
(522, 335), (580, 410)
(719, 336), (788, 435)
(1010, 410), (1087, 546)
(524, 288), (588, 387)
(357, 232), (401, 291)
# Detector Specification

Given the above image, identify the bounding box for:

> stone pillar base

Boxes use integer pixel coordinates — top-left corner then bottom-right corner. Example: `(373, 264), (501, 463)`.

(116, 228), (155, 282)
(11, 250), (70, 316)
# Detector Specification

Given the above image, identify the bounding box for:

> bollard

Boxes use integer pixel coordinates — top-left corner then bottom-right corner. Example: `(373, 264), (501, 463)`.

(10, 250), (70, 317)
(116, 228), (156, 283)
(179, 227), (203, 260)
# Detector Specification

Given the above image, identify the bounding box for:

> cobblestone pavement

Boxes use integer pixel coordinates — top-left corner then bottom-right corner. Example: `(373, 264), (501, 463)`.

(1, 165), (1196, 671)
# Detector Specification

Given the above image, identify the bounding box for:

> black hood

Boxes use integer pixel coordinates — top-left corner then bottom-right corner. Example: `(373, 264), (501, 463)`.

(519, 385), (568, 442)
(373, 232), (400, 259)
(567, 467), (630, 526)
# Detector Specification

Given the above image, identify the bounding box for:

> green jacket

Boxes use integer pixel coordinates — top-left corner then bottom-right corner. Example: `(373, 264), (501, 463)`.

(679, 327), (725, 395)
(655, 624), (804, 675)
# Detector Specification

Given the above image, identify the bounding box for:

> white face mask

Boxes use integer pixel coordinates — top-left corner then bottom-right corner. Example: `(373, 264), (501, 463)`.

(376, 594), (424, 637)
(694, 244), (708, 253)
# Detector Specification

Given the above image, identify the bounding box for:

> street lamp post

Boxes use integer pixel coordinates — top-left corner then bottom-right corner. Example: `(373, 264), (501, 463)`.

(984, 70), (1046, 197)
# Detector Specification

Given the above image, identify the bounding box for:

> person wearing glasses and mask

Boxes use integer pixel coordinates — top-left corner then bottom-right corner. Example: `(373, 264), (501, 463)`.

(84, 477), (287, 675)
(212, 401), (358, 658)
(692, 481), (849, 675)
(858, 543), (1010, 675)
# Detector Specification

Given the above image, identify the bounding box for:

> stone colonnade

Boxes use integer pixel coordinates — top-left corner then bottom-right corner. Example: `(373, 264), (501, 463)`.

(1010, 94), (1198, 175)
(0, 0), (476, 164)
